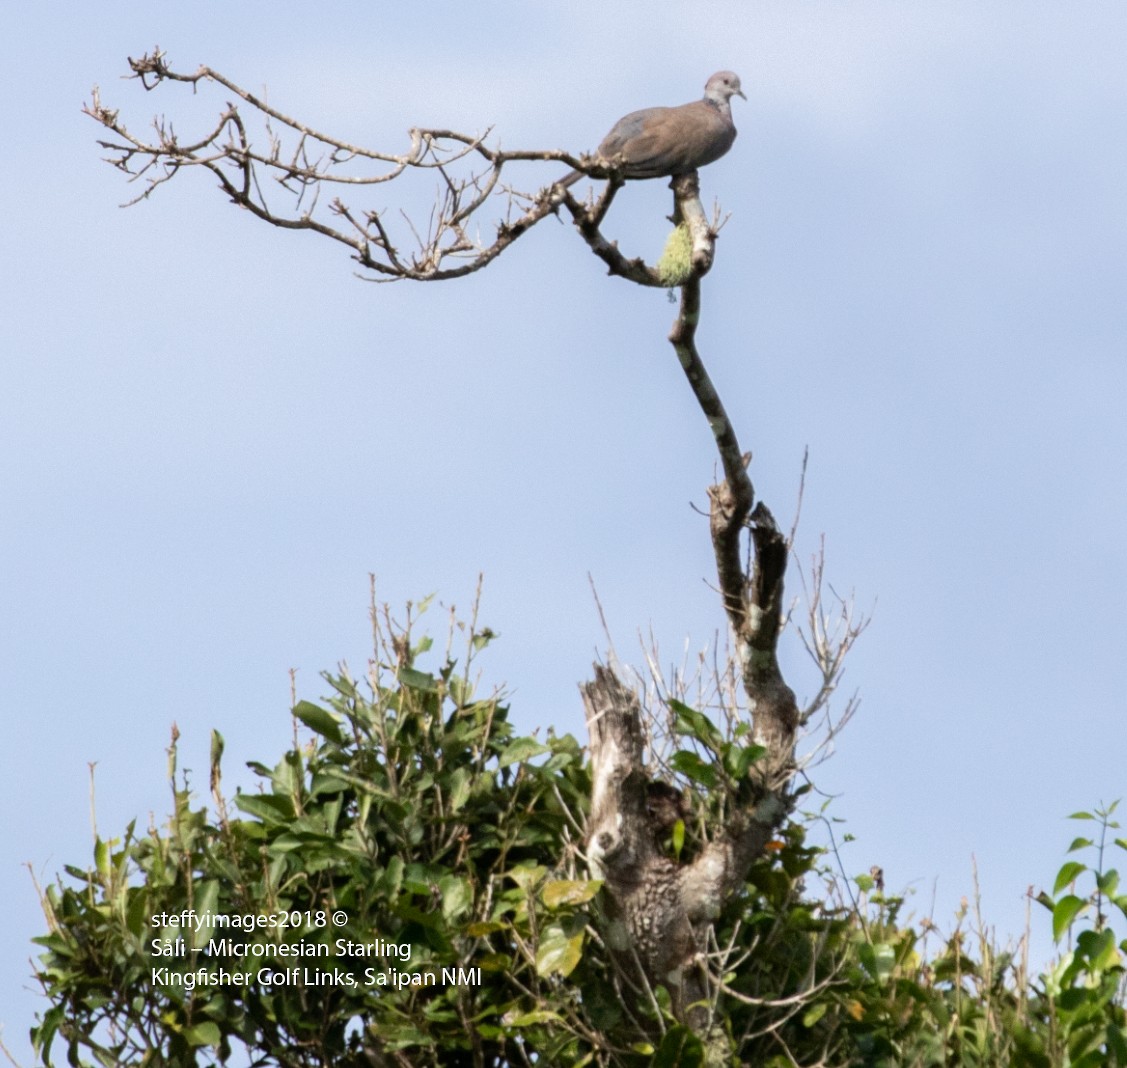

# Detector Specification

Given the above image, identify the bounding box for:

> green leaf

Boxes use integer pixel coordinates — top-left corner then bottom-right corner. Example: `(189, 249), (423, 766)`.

(1076, 927), (1119, 970)
(541, 880), (602, 908)
(859, 942), (896, 983)
(397, 666), (438, 693)
(184, 1021), (221, 1047)
(402, 863), (437, 895)
(722, 741), (767, 780)
(447, 673), (469, 706)
(1106, 1022), (1127, 1062)
(1068, 836), (1095, 853)
(508, 864), (547, 890)
(1054, 861), (1088, 894)
(471, 627), (497, 652)
(382, 855), (405, 896)
(1052, 894), (1088, 942)
(653, 1025), (704, 1068)
(802, 1002), (828, 1027)
(535, 923), (584, 977)
(498, 738), (549, 767)
(446, 767), (471, 813)
(126, 889), (149, 937)
(293, 701), (344, 744)
(191, 881), (220, 948)
(669, 699), (724, 753)
(671, 819), (685, 860)
(502, 1008), (563, 1027)
(94, 837), (110, 879)
(669, 749), (717, 788)
(30, 1005), (64, 1064)
(439, 875), (472, 920)
(235, 793), (296, 824)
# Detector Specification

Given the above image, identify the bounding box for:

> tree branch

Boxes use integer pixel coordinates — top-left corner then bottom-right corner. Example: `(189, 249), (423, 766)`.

(577, 172), (807, 1042)
(86, 48), (714, 286)
(667, 226), (798, 780)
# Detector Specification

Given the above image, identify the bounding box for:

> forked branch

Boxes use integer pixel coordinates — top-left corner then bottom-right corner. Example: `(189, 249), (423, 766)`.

(86, 48), (721, 286)
(580, 173), (814, 1044)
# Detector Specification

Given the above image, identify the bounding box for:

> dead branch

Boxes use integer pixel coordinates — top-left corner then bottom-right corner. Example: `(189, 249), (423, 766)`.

(577, 171), (842, 1047)
(667, 248), (799, 785)
(582, 666), (707, 1028)
(85, 48), (719, 286)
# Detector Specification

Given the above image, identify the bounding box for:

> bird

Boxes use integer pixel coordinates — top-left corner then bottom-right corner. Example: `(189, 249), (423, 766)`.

(558, 71), (745, 188)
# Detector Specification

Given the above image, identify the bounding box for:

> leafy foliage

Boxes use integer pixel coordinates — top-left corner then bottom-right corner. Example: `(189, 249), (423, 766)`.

(31, 616), (602, 1067)
(834, 802), (1127, 1067)
(29, 613), (1127, 1066)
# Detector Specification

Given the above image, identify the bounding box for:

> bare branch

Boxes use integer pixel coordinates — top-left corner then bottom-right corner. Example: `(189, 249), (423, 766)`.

(666, 206), (798, 783)
(571, 165), (850, 1048)
(86, 49), (710, 285)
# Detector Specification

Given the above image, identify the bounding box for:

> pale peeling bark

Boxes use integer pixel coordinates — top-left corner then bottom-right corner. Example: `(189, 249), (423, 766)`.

(582, 665), (793, 1031)
(582, 667), (703, 1023)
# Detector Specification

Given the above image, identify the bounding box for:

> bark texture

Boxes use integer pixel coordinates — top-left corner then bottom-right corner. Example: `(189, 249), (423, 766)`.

(580, 176), (799, 1037)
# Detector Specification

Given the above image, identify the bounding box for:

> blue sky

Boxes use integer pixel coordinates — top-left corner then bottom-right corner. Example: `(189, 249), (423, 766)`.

(3, 2), (1126, 1058)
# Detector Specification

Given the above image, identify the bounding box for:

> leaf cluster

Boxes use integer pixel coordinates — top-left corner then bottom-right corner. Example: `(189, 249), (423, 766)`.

(29, 617), (1127, 1067)
(32, 623), (605, 1067)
